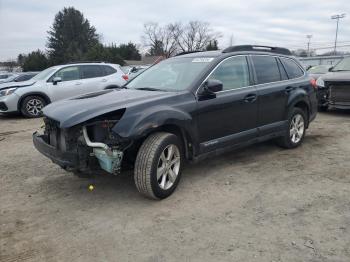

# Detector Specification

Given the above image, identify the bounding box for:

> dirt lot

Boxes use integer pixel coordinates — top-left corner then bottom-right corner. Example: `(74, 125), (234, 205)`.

(0, 111), (349, 262)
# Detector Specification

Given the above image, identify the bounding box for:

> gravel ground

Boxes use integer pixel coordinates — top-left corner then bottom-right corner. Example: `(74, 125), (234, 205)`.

(0, 110), (349, 262)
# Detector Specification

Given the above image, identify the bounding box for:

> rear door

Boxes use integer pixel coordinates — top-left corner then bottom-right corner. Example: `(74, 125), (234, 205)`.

(195, 55), (258, 153)
(79, 65), (105, 92)
(250, 55), (290, 136)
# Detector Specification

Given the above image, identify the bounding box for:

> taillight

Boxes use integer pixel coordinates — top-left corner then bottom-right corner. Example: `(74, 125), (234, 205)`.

(310, 78), (317, 89)
(122, 74), (129, 81)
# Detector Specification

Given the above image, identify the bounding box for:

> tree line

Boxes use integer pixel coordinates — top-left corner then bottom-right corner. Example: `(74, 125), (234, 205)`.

(14, 7), (220, 71)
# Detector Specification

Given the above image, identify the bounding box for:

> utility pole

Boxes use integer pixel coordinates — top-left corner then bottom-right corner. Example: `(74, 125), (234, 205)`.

(306, 35), (312, 56)
(331, 13), (346, 55)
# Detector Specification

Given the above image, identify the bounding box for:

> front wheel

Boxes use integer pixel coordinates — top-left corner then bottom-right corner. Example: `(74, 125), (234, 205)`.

(277, 108), (307, 149)
(20, 96), (46, 118)
(134, 132), (183, 199)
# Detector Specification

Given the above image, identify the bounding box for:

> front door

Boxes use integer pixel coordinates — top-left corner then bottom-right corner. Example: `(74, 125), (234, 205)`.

(48, 66), (84, 101)
(195, 55), (258, 153)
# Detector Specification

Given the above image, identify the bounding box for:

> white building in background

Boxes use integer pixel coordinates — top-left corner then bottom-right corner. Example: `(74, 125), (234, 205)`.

(298, 55), (345, 69)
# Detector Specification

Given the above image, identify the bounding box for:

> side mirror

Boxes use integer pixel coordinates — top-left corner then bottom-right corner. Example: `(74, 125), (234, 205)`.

(205, 79), (223, 93)
(328, 67), (333, 72)
(52, 76), (62, 85)
(198, 79), (223, 100)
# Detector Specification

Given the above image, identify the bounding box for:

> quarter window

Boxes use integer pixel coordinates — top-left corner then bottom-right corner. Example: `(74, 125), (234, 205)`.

(208, 56), (250, 91)
(252, 56), (281, 84)
(280, 58), (304, 79)
(102, 65), (117, 76)
(53, 66), (80, 82)
(80, 65), (104, 79)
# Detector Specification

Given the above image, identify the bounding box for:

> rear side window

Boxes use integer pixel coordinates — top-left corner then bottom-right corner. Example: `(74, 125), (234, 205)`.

(277, 59), (288, 80)
(80, 65), (104, 79)
(102, 65), (117, 76)
(252, 56), (281, 84)
(208, 56), (250, 91)
(280, 58), (304, 79)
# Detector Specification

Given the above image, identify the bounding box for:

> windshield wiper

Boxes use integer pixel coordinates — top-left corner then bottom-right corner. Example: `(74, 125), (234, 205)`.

(331, 69), (350, 72)
(134, 87), (163, 91)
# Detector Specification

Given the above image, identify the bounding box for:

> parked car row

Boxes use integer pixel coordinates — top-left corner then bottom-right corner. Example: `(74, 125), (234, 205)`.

(0, 62), (128, 117)
(0, 71), (38, 84)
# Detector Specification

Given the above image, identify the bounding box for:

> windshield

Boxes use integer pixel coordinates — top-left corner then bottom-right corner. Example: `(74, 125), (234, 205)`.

(31, 67), (57, 81)
(307, 65), (330, 74)
(332, 57), (350, 72)
(126, 57), (213, 91)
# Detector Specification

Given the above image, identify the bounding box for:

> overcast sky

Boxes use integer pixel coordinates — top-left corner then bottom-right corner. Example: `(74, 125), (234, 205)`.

(0, 0), (349, 60)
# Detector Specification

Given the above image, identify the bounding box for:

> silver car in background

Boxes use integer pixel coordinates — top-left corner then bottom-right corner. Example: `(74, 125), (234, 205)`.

(0, 62), (128, 117)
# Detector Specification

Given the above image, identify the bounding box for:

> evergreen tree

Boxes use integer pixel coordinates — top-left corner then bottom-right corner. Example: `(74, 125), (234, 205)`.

(21, 50), (49, 71)
(206, 40), (219, 51)
(47, 7), (99, 64)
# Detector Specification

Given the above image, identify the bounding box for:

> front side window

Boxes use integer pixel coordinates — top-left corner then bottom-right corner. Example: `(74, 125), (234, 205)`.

(80, 65), (104, 79)
(280, 58), (304, 79)
(53, 66), (80, 82)
(208, 56), (250, 91)
(252, 56), (281, 84)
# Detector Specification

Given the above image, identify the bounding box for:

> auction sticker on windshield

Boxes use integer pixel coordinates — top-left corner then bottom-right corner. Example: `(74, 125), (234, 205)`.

(192, 58), (214, 63)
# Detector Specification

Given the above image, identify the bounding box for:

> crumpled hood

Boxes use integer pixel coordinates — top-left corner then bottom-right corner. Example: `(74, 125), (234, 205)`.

(0, 80), (36, 91)
(43, 89), (173, 128)
(321, 71), (350, 82)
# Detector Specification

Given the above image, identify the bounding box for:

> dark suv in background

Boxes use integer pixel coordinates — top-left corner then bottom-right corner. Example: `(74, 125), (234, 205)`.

(33, 45), (318, 199)
(316, 56), (350, 111)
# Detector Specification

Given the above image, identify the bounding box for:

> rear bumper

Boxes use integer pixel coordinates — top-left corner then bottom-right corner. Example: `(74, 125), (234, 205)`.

(33, 132), (78, 168)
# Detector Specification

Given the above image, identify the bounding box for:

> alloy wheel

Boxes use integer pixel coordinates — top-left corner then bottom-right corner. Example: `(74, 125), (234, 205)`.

(157, 144), (181, 190)
(290, 113), (305, 144)
(26, 98), (44, 116)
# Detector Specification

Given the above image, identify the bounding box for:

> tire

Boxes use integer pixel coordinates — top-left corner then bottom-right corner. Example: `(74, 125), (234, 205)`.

(20, 96), (47, 118)
(134, 132), (183, 199)
(318, 105), (328, 112)
(276, 107), (307, 149)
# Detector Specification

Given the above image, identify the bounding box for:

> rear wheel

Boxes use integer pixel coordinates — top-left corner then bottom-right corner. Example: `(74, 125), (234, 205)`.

(20, 96), (46, 118)
(277, 108), (307, 149)
(134, 132), (183, 199)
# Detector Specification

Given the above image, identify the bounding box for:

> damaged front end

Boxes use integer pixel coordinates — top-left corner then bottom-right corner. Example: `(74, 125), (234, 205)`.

(33, 110), (130, 175)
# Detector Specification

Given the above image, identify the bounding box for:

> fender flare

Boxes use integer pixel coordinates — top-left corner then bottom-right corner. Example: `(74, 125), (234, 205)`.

(286, 91), (311, 122)
(17, 92), (52, 111)
(112, 105), (196, 140)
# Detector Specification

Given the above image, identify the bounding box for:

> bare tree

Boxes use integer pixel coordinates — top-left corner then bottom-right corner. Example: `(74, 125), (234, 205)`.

(176, 21), (221, 52)
(4, 60), (18, 72)
(142, 21), (221, 57)
(142, 22), (179, 58)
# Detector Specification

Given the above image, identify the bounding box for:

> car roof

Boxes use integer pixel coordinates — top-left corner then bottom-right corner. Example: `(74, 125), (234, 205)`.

(175, 45), (294, 59)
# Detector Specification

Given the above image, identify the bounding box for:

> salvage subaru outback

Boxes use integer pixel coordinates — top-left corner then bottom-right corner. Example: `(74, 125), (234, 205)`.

(33, 45), (318, 199)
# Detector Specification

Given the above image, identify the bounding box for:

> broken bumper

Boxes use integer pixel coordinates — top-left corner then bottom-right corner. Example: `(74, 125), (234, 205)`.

(33, 132), (78, 169)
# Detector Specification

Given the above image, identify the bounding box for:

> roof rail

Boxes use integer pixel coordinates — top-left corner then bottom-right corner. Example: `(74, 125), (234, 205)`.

(175, 51), (204, 56)
(64, 61), (106, 65)
(222, 45), (292, 55)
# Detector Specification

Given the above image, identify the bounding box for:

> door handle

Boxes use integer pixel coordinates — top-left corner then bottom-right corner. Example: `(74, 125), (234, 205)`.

(285, 86), (295, 93)
(244, 93), (257, 103)
(75, 82), (82, 85)
(101, 78), (107, 82)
